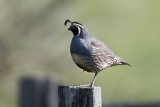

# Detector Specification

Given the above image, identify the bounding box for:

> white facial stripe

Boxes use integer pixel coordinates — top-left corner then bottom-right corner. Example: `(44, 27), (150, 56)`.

(74, 24), (84, 29)
(78, 26), (81, 35)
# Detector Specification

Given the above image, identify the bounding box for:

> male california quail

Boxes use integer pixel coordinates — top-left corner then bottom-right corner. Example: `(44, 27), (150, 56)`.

(64, 19), (131, 87)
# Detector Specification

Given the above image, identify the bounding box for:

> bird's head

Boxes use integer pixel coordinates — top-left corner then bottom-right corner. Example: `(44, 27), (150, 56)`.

(64, 19), (89, 37)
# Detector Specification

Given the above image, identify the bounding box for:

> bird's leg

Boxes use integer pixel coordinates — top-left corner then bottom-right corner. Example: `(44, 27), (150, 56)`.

(90, 72), (98, 87)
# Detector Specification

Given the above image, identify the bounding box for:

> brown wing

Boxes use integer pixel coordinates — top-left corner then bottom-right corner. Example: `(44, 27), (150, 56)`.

(91, 40), (116, 58)
(91, 40), (120, 68)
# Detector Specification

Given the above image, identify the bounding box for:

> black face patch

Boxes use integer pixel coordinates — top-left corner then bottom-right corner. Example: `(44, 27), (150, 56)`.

(68, 22), (84, 36)
(69, 25), (80, 36)
(72, 28), (79, 35)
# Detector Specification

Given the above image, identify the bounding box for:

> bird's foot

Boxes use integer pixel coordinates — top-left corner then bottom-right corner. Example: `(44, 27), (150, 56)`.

(79, 84), (90, 86)
(79, 84), (93, 88)
(89, 84), (93, 87)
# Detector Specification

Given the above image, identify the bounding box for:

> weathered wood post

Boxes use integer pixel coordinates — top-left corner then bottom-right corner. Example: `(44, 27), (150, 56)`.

(19, 77), (60, 107)
(58, 86), (102, 107)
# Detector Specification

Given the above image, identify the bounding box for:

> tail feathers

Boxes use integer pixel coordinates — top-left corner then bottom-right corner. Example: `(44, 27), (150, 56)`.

(121, 61), (132, 66)
(116, 56), (132, 66)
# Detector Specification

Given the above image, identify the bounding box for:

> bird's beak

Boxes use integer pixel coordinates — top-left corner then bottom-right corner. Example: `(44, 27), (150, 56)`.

(68, 26), (73, 30)
(68, 27), (71, 30)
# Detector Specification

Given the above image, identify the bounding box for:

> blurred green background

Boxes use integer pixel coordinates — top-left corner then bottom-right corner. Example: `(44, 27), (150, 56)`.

(0, 0), (160, 106)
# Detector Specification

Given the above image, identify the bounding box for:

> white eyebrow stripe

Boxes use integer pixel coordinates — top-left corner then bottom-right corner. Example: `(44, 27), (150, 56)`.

(78, 26), (81, 35)
(74, 24), (84, 29)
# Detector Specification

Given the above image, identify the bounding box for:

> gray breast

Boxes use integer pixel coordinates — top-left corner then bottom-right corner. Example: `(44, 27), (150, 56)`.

(70, 36), (92, 55)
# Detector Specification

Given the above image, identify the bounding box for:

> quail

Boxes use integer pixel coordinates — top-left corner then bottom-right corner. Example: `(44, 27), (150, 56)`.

(64, 19), (131, 87)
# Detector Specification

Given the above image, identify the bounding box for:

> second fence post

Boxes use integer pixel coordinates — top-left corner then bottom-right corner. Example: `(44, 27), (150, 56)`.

(58, 86), (102, 107)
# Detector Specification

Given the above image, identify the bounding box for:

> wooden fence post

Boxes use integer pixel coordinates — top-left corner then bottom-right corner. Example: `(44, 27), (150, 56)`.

(58, 86), (102, 107)
(19, 77), (60, 107)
